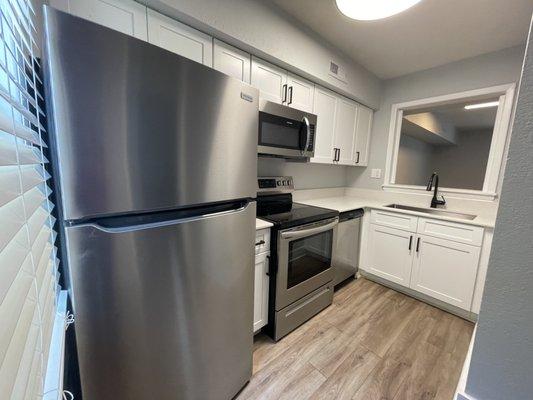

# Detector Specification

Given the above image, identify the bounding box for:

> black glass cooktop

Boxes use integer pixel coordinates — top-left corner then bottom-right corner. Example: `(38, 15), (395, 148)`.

(257, 194), (338, 229)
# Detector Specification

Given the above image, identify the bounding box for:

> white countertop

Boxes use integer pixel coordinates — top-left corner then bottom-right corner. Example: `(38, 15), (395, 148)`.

(256, 218), (273, 230)
(297, 196), (496, 228)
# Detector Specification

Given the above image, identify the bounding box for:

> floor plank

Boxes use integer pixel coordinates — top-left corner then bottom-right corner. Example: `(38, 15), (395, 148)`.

(240, 278), (474, 400)
(309, 345), (380, 400)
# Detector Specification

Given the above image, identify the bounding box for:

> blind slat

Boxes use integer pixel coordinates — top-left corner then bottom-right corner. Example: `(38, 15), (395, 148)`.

(0, 254), (35, 366)
(0, 227), (30, 304)
(1, 2), (59, 398)
(0, 195), (25, 252)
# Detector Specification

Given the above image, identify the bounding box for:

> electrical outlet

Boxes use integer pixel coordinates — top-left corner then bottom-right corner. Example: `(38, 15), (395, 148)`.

(371, 169), (382, 179)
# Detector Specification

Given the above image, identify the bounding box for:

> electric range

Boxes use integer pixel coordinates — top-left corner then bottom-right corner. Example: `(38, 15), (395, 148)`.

(257, 176), (339, 341)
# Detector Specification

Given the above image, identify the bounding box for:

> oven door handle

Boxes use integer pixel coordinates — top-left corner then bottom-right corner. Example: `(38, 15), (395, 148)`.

(301, 116), (311, 155)
(281, 218), (338, 240)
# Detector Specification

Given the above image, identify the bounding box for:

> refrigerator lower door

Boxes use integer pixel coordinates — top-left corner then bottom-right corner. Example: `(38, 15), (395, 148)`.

(65, 202), (255, 400)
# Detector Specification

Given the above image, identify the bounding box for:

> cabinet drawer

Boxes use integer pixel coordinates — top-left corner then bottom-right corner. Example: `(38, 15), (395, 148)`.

(370, 209), (418, 232)
(417, 217), (483, 246)
(255, 228), (271, 254)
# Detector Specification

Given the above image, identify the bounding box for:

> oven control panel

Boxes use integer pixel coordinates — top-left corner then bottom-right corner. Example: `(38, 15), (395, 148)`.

(258, 176), (294, 193)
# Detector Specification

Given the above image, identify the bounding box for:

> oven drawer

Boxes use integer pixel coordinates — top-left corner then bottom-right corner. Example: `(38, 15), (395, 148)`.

(274, 282), (333, 341)
(255, 228), (271, 255)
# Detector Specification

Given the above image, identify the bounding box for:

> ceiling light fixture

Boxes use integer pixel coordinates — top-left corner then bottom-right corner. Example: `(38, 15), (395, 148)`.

(464, 101), (499, 110)
(335, 0), (423, 21)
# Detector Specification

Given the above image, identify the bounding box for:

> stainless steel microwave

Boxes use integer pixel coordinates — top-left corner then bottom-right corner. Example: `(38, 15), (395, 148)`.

(258, 100), (317, 159)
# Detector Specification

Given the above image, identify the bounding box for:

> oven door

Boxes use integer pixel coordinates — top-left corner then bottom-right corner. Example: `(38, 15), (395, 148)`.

(257, 101), (315, 158)
(276, 217), (338, 310)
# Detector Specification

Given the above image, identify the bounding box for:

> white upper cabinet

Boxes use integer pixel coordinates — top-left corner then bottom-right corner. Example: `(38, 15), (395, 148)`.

(311, 87), (337, 164)
(310, 88), (373, 167)
(333, 97), (357, 166)
(353, 105), (373, 166)
(213, 39), (251, 83)
(251, 57), (287, 104)
(50, 0), (148, 40)
(286, 73), (315, 113)
(410, 235), (480, 310)
(147, 10), (213, 67)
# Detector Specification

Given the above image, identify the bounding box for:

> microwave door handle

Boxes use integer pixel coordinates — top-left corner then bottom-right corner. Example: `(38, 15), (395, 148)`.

(281, 218), (338, 240)
(301, 116), (311, 155)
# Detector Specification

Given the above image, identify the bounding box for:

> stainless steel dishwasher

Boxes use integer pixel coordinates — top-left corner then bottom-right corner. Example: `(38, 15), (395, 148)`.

(332, 208), (364, 286)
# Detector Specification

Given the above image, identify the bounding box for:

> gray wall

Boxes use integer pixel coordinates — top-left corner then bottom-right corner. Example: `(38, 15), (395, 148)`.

(140, 0), (382, 108)
(396, 134), (433, 186)
(396, 129), (493, 190)
(432, 129), (492, 190)
(347, 45), (525, 190)
(464, 21), (533, 400)
(258, 158), (347, 189)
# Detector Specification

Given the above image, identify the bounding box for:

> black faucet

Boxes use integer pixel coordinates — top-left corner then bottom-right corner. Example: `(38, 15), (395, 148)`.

(426, 172), (446, 208)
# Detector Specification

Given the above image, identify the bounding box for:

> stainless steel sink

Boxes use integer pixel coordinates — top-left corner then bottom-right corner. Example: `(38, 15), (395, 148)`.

(384, 204), (477, 220)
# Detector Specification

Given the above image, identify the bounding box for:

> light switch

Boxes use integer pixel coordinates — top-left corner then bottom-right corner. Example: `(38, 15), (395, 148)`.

(371, 169), (382, 179)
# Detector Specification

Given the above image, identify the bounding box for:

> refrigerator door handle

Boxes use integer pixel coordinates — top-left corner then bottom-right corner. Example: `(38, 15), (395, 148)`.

(84, 202), (254, 233)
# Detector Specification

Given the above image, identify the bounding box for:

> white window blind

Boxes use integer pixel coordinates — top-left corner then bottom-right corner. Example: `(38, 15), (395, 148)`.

(0, 0), (60, 399)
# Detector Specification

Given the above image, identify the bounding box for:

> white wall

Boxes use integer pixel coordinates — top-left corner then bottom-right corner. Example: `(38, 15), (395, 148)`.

(463, 22), (533, 399)
(346, 45), (525, 191)
(258, 158), (346, 189)
(139, 0), (382, 108)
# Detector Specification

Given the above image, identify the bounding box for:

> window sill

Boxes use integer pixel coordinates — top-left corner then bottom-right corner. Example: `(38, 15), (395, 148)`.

(382, 184), (498, 201)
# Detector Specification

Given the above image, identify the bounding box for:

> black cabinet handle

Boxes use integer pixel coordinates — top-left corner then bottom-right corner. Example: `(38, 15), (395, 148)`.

(337, 148), (341, 162)
(356, 151), (360, 164)
(408, 235), (412, 251)
(288, 86), (293, 105)
(255, 240), (265, 246)
(416, 237), (421, 252)
(282, 84), (287, 103)
(266, 255), (270, 276)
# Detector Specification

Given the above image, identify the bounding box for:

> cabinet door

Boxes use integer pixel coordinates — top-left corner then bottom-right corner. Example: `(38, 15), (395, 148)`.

(254, 252), (270, 333)
(367, 224), (414, 287)
(251, 57), (287, 104)
(310, 87), (337, 164)
(51, 0), (148, 40)
(410, 235), (480, 310)
(333, 97), (357, 165)
(147, 10), (212, 66)
(286, 73), (315, 112)
(213, 39), (251, 83)
(354, 105), (373, 166)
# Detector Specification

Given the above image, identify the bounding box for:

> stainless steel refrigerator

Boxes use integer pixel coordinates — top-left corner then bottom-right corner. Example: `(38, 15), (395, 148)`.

(43, 7), (258, 400)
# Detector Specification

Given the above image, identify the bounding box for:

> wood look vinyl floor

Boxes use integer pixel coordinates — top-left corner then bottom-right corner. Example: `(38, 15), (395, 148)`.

(237, 278), (474, 400)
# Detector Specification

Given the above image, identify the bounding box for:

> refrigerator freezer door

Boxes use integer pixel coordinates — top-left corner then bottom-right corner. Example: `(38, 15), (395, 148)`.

(65, 202), (256, 400)
(44, 7), (258, 221)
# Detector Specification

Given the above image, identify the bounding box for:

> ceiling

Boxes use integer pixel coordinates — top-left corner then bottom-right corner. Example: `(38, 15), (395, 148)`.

(404, 99), (498, 133)
(269, 0), (533, 79)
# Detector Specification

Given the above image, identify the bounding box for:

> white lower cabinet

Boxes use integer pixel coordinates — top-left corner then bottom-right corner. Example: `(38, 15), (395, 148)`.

(253, 251), (269, 333)
(367, 224), (413, 287)
(410, 235), (480, 310)
(364, 211), (483, 311)
(254, 228), (270, 333)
